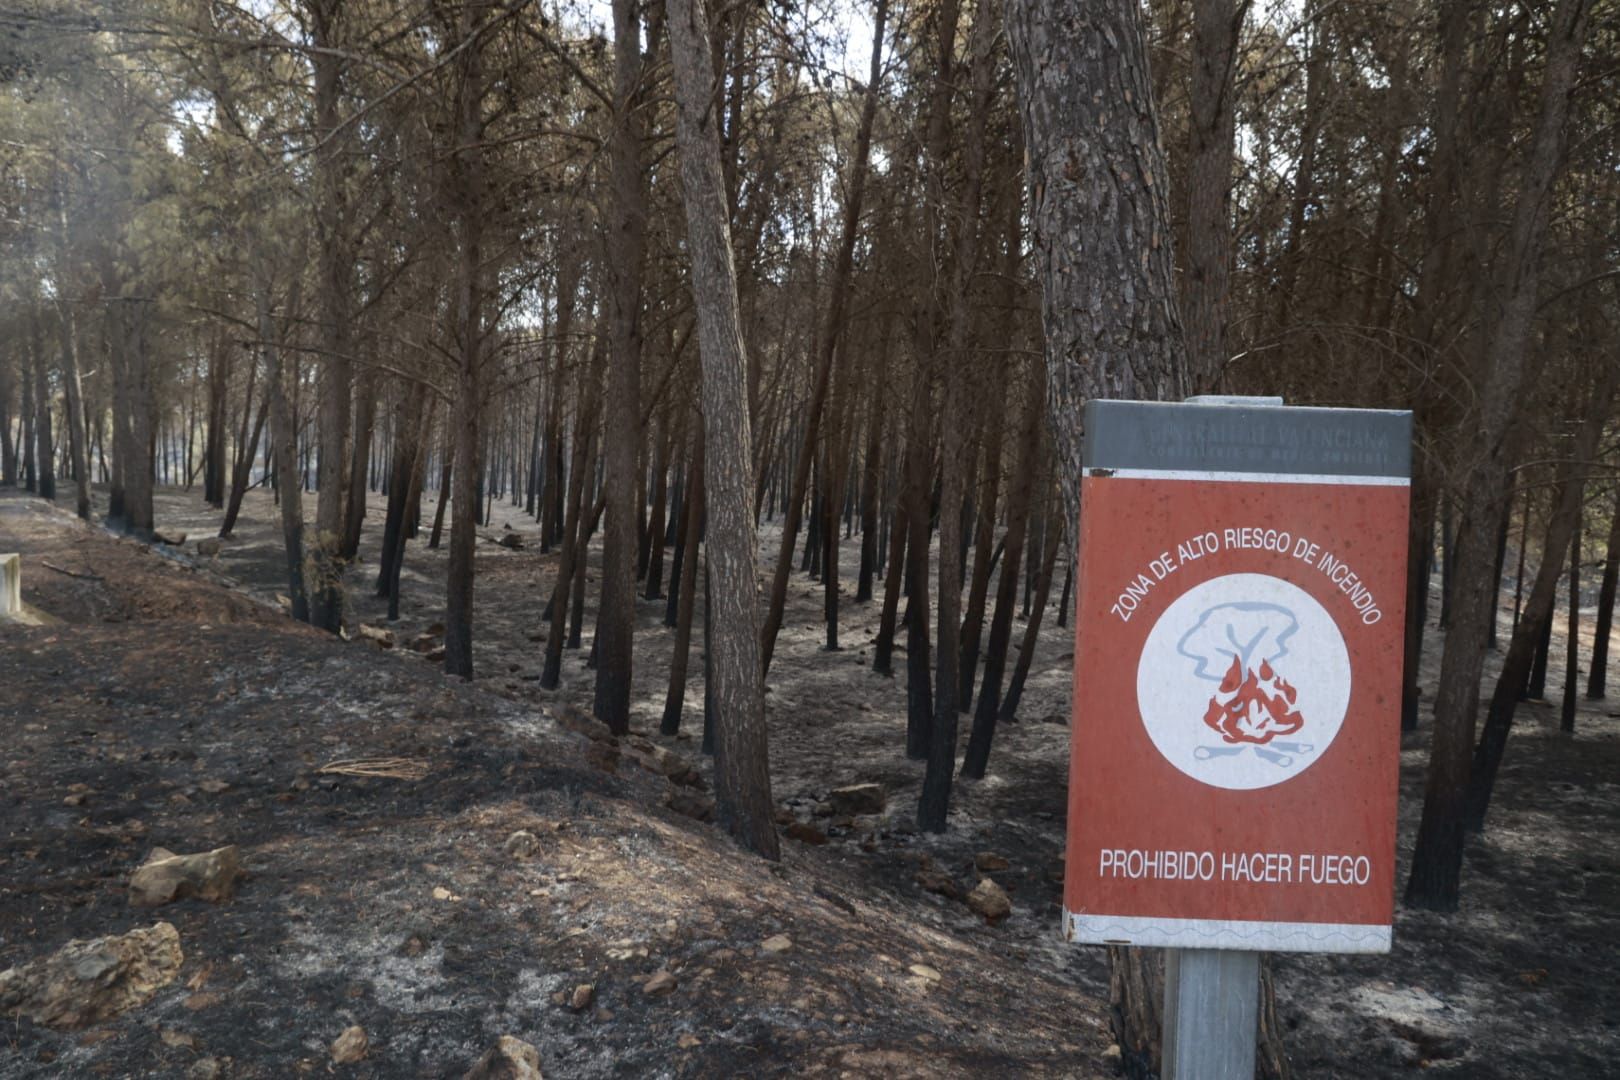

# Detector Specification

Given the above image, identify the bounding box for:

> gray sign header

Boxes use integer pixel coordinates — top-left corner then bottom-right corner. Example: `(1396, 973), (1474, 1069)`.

(1083, 400), (1412, 479)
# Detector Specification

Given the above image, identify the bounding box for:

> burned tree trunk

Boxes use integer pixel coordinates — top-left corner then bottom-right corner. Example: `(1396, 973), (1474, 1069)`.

(758, 0), (888, 676)
(1408, 0), (1593, 911)
(668, 0), (780, 858)
(260, 286), (308, 622)
(220, 354), (265, 537)
(54, 299), (91, 520)
(29, 308), (56, 502)
(999, 501), (1062, 725)
(1588, 484), (1620, 700)
(306, 0), (354, 636)
(1562, 509), (1581, 732)
(661, 436), (704, 735)
(1466, 357), (1619, 831)
(962, 365), (1043, 779)
(1182, 0), (1241, 390)
(593, 0), (649, 735)
(204, 336), (229, 508)
(542, 351), (602, 689)
(1005, 0), (1194, 1068)
(376, 382), (429, 606)
(443, 1), (491, 680)
(340, 365), (378, 562)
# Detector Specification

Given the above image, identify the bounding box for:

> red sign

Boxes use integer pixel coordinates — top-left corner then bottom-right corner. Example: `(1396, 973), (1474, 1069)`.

(1065, 468), (1408, 952)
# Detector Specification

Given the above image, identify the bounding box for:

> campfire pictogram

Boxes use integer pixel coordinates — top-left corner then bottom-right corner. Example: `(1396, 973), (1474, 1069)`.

(1203, 655), (1305, 744)
(1176, 602), (1316, 768)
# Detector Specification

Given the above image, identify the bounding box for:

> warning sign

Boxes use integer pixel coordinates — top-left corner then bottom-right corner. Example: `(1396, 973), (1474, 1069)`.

(1065, 400), (1411, 953)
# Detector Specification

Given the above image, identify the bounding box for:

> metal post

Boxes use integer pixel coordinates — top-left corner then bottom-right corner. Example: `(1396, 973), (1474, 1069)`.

(1, 553), (19, 618)
(1163, 948), (1260, 1079)
(1159, 395), (1277, 1080)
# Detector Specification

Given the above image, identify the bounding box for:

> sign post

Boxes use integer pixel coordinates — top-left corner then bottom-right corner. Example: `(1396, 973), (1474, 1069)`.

(1, 553), (19, 619)
(1065, 397), (1411, 1076)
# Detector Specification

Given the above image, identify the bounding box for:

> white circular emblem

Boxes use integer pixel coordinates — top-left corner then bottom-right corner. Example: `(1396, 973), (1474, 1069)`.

(1135, 572), (1350, 790)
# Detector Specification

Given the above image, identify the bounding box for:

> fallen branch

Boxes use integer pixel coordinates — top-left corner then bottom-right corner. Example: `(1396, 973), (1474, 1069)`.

(316, 757), (431, 781)
(41, 561), (103, 581)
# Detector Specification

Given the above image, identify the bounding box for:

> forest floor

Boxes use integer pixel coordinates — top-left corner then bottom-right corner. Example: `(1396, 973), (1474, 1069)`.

(1, 485), (1617, 1078)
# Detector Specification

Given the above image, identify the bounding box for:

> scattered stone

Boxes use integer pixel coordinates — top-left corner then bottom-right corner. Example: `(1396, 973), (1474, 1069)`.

(555, 704), (616, 744)
(760, 934), (793, 954)
(569, 983), (594, 1011)
(642, 970), (677, 997)
(967, 878), (1012, 923)
(159, 1027), (198, 1049)
(908, 964), (942, 982)
(357, 624), (395, 649)
(198, 779), (230, 795)
(665, 790), (715, 822)
(677, 1033), (701, 1049)
(813, 885), (857, 916)
(623, 737), (705, 789)
(188, 1058), (226, 1079)
(585, 741), (621, 774)
(330, 1024), (368, 1064)
(828, 783), (886, 816)
(432, 886), (461, 902)
(129, 846), (242, 907)
(1102, 1044), (1122, 1060)
(464, 1034), (542, 1079)
(0, 922), (182, 1030)
(195, 538), (223, 559)
(63, 791), (89, 807)
(153, 531), (188, 547)
(1388, 1021), (1470, 1064)
(914, 869), (961, 900)
(851, 814), (885, 834)
(505, 831), (540, 860)
(784, 822), (827, 846)
(594, 1008), (615, 1023)
(974, 852), (1010, 872)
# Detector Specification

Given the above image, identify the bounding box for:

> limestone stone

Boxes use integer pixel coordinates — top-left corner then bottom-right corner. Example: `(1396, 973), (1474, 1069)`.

(827, 783), (886, 816)
(129, 846), (242, 907)
(464, 1035), (543, 1079)
(966, 878), (1011, 923)
(330, 1025), (368, 1064)
(0, 922), (182, 1030)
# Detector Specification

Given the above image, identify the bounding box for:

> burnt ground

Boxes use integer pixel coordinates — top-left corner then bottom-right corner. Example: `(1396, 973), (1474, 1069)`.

(1, 485), (1618, 1078)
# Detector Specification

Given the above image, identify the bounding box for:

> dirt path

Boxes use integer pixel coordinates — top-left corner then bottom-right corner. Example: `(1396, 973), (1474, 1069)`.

(3, 486), (1618, 1077)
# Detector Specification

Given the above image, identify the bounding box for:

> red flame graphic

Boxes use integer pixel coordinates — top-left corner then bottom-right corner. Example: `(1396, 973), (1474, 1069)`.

(1202, 655), (1306, 744)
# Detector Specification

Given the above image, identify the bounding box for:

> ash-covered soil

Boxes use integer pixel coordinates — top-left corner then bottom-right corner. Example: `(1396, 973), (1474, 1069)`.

(2, 486), (1618, 1077)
